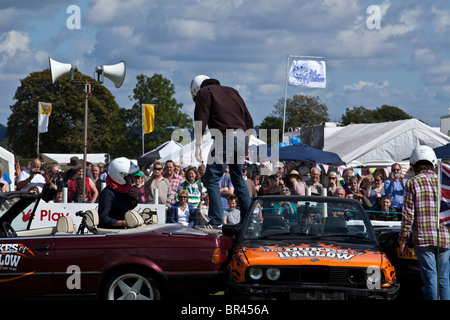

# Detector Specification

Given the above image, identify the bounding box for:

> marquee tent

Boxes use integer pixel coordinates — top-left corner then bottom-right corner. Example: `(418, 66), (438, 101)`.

(41, 153), (110, 167)
(0, 146), (15, 190)
(138, 140), (182, 167)
(324, 119), (450, 167)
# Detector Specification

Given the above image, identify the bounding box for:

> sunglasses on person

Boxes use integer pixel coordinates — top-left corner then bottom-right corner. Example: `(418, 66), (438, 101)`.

(153, 167), (163, 171)
(179, 196), (188, 199)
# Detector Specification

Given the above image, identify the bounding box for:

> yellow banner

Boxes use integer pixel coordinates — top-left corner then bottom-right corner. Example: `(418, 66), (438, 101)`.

(143, 104), (155, 134)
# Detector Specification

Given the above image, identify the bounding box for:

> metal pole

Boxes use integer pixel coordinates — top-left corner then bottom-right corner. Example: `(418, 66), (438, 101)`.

(82, 81), (91, 203)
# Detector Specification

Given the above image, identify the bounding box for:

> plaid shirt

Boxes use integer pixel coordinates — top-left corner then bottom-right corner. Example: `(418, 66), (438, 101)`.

(164, 173), (185, 204)
(399, 170), (450, 247)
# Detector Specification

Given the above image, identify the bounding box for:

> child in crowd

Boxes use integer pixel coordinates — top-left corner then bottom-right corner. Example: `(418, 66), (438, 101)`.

(222, 195), (240, 225)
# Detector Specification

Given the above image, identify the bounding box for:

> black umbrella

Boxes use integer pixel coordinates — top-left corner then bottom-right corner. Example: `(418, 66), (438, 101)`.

(276, 143), (345, 165)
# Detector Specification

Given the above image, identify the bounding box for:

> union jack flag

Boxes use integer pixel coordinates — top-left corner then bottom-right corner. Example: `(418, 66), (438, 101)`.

(440, 162), (450, 226)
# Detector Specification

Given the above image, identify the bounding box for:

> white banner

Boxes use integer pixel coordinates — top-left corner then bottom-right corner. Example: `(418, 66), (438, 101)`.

(288, 60), (326, 88)
(38, 102), (52, 133)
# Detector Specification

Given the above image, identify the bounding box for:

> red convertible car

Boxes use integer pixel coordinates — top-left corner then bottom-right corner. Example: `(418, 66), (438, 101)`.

(0, 192), (231, 300)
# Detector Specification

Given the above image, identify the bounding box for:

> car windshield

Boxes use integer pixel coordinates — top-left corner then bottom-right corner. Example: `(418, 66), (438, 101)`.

(243, 196), (375, 241)
(0, 196), (21, 218)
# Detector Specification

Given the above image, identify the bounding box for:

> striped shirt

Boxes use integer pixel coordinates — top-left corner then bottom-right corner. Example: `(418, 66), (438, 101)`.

(399, 170), (450, 248)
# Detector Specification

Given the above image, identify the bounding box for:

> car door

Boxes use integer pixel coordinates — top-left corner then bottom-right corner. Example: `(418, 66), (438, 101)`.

(0, 201), (55, 296)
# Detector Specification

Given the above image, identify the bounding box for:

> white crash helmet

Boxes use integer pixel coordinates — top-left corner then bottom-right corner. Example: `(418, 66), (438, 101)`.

(410, 145), (438, 168)
(190, 75), (209, 101)
(108, 157), (140, 185)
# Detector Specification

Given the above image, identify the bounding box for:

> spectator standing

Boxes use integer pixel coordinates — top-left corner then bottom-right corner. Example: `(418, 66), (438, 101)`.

(306, 167), (323, 195)
(176, 166), (206, 207)
(219, 167), (234, 209)
(398, 146), (450, 300)
(260, 161), (285, 195)
(0, 164), (10, 192)
(68, 165), (98, 202)
(167, 189), (196, 227)
(144, 161), (173, 207)
(222, 195), (241, 225)
(42, 164), (67, 202)
(133, 171), (145, 204)
(370, 195), (397, 221)
(163, 160), (184, 204)
(384, 163), (406, 211)
(17, 158), (46, 192)
(365, 172), (385, 207)
(286, 169), (306, 195)
(251, 173), (261, 195)
(242, 166), (257, 199)
(91, 164), (104, 193)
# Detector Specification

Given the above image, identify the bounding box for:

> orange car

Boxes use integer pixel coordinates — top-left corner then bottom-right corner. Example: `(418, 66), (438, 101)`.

(224, 196), (400, 300)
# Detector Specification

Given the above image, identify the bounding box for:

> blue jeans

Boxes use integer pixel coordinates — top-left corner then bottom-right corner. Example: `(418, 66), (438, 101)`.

(203, 133), (252, 225)
(415, 245), (450, 300)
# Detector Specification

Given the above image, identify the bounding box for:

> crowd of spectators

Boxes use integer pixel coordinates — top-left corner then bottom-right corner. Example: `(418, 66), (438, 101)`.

(1, 156), (410, 227)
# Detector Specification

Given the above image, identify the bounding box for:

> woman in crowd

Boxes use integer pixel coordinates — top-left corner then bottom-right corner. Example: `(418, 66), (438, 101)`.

(167, 189), (196, 227)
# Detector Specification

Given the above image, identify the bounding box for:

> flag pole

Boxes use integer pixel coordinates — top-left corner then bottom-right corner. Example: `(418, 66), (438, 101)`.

(142, 104), (145, 155)
(37, 103), (40, 157)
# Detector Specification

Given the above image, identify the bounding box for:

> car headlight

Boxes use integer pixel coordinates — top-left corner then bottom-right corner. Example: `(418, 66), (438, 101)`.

(266, 268), (281, 281)
(248, 267), (263, 280)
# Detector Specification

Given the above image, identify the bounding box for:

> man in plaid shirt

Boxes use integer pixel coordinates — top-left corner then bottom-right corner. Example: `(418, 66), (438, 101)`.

(399, 145), (450, 300)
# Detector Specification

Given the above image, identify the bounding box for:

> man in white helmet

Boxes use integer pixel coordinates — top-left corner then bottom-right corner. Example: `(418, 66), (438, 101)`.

(191, 75), (254, 230)
(98, 157), (140, 228)
(398, 145), (450, 300)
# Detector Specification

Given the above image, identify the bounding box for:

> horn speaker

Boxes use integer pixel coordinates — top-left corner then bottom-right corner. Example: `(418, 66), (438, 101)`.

(49, 57), (78, 83)
(95, 61), (126, 88)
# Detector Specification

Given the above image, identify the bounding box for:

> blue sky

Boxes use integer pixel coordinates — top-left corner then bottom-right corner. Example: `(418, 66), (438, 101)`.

(1, 0), (450, 130)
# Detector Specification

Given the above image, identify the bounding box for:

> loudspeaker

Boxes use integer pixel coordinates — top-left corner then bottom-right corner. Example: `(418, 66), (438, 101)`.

(95, 61), (126, 88)
(49, 57), (78, 83)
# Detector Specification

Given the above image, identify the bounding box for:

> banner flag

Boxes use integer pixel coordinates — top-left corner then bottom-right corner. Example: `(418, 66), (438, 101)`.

(288, 60), (326, 88)
(439, 162), (450, 226)
(38, 102), (52, 133)
(143, 104), (155, 134)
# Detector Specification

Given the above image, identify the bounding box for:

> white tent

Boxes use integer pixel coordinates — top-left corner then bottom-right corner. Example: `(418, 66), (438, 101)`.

(324, 119), (450, 167)
(41, 153), (110, 167)
(0, 146), (15, 190)
(158, 131), (266, 167)
(138, 140), (182, 167)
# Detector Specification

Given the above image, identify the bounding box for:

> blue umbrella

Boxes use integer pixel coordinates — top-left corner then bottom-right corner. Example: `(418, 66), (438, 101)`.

(277, 143), (345, 165)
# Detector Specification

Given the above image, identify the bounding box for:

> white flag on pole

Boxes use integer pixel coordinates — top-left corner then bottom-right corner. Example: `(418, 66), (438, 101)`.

(38, 102), (52, 133)
(288, 60), (326, 88)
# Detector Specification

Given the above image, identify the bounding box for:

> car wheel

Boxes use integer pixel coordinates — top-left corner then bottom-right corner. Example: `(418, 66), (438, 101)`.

(103, 269), (161, 300)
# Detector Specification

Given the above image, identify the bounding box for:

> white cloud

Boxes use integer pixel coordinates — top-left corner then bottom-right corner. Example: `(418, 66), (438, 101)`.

(343, 80), (389, 91)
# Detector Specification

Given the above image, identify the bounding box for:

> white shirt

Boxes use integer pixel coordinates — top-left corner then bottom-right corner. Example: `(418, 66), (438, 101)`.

(17, 170), (46, 192)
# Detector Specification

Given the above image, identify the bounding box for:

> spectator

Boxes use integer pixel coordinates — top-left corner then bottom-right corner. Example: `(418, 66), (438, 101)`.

(365, 172), (385, 208)
(306, 167), (323, 195)
(197, 164), (206, 182)
(272, 187), (298, 222)
(167, 189), (196, 227)
(345, 176), (363, 197)
(176, 166), (206, 207)
(17, 158), (45, 192)
(163, 160), (184, 204)
(260, 161), (285, 195)
(251, 173), (261, 195)
(42, 164), (67, 202)
(286, 169), (306, 195)
(219, 166), (234, 209)
(144, 161), (173, 207)
(0, 164), (10, 192)
(242, 166), (257, 199)
(222, 195), (241, 225)
(399, 145), (450, 300)
(133, 171), (145, 204)
(68, 165), (98, 202)
(342, 168), (354, 193)
(326, 171), (339, 196)
(63, 156), (94, 182)
(91, 164), (104, 193)
(334, 187), (346, 198)
(196, 193), (210, 226)
(370, 195), (398, 221)
(384, 163), (406, 211)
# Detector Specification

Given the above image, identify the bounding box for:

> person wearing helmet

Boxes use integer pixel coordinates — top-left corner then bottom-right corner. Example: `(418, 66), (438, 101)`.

(399, 145), (450, 300)
(191, 75), (254, 230)
(98, 157), (140, 228)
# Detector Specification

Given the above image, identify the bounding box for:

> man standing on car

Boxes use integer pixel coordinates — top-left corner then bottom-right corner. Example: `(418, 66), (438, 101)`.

(398, 145), (450, 300)
(191, 75), (254, 230)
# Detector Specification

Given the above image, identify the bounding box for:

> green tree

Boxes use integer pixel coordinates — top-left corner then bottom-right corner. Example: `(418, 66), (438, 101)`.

(341, 105), (412, 125)
(7, 69), (126, 158)
(271, 94), (329, 130)
(123, 73), (192, 158)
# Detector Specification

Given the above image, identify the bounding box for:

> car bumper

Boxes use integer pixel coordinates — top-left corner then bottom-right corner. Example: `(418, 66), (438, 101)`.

(227, 282), (400, 300)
